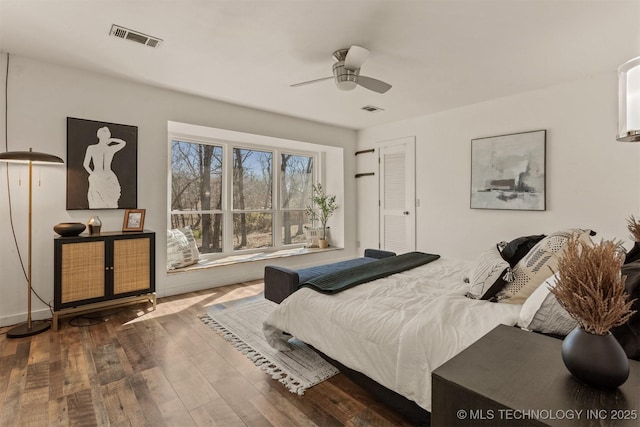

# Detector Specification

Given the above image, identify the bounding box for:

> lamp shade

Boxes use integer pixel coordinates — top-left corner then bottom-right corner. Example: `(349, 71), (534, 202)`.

(618, 56), (640, 142)
(0, 148), (64, 164)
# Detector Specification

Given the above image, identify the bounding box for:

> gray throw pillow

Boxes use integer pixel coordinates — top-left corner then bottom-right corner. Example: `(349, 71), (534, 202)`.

(517, 273), (577, 335)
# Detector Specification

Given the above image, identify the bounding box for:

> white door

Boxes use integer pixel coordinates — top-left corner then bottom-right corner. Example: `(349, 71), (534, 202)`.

(379, 137), (416, 254)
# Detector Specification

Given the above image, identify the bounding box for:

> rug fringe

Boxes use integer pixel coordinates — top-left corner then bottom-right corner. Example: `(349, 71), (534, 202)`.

(199, 314), (307, 395)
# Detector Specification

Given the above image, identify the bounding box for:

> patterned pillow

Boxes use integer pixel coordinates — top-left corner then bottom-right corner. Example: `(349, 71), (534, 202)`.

(180, 227), (200, 261)
(499, 234), (546, 267)
(167, 227), (200, 270)
(517, 272), (578, 335)
(497, 229), (593, 304)
(468, 245), (510, 299)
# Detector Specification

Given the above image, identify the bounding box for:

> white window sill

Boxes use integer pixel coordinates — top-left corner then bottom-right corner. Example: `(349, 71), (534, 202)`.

(167, 246), (343, 273)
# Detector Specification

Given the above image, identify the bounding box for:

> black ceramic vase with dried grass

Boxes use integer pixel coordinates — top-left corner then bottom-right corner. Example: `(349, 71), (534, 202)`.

(552, 238), (635, 389)
(561, 327), (629, 388)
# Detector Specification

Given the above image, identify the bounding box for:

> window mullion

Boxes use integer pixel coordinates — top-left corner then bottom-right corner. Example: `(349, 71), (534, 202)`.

(222, 143), (234, 253)
(273, 148), (282, 249)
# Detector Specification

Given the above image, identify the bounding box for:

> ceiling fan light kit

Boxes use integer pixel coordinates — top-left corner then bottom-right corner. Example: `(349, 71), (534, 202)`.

(333, 61), (358, 91)
(292, 45), (392, 94)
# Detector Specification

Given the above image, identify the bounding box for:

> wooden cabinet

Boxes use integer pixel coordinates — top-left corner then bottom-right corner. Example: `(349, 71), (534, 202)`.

(431, 325), (639, 427)
(53, 230), (156, 331)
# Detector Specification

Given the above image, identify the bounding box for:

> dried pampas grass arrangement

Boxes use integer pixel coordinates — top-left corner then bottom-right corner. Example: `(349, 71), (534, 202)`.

(627, 215), (640, 242)
(551, 237), (636, 335)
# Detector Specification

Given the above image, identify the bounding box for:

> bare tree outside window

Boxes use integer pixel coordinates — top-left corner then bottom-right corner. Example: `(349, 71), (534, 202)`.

(169, 139), (315, 260)
(233, 148), (273, 249)
(171, 140), (223, 253)
(281, 154), (314, 245)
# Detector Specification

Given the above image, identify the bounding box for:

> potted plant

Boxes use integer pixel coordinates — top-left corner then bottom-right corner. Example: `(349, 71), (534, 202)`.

(305, 183), (338, 249)
(551, 237), (636, 388)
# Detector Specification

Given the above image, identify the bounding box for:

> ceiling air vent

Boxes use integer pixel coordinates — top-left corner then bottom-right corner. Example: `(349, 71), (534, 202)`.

(109, 24), (162, 48)
(361, 105), (384, 113)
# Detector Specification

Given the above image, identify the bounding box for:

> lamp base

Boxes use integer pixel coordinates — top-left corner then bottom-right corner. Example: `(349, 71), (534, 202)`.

(7, 320), (51, 338)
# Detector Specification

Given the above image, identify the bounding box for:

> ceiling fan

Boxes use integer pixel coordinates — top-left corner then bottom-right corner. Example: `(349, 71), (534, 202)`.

(291, 45), (392, 94)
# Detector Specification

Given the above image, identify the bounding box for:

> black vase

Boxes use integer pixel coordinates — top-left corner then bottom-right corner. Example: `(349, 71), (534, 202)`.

(561, 326), (629, 389)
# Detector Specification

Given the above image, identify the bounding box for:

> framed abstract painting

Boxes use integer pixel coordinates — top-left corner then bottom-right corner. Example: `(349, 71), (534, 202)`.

(470, 130), (546, 211)
(66, 117), (138, 210)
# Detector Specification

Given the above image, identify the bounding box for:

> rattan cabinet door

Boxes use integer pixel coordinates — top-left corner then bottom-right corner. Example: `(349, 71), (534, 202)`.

(60, 240), (106, 304)
(113, 237), (151, 295)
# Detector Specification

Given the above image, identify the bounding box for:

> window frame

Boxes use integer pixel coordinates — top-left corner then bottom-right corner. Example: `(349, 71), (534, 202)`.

(276, 150), (316, 247)
(168, 133), (319, 260)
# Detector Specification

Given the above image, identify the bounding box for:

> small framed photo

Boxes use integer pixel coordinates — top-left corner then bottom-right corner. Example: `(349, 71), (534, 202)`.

(123, 209), (145, 232)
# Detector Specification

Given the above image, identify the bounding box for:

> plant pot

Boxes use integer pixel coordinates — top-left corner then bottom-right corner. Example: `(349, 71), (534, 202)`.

(318, 239), (329, 249)
(561, 326), (629, 388)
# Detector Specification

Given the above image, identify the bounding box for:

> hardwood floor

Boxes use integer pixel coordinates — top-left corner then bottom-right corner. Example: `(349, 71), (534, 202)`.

(0, 280), (415, 426)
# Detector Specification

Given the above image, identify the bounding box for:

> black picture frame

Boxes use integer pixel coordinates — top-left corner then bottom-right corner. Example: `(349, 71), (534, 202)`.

(470, 130), (546, 211)
(66, 117), (137, 210)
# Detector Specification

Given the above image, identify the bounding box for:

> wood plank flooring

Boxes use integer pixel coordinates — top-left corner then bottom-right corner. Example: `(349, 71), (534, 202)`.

(0, 280), (415, 426)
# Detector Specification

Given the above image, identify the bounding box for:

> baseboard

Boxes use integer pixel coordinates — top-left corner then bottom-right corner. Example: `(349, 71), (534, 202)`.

(0, 307), (52, 328)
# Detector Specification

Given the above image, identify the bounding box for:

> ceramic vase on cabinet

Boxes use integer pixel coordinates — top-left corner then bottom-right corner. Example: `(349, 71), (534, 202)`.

(87, 215), (102, 235)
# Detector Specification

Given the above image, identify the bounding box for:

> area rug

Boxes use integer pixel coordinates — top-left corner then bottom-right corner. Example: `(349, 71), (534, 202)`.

(199, 299), (339, 395)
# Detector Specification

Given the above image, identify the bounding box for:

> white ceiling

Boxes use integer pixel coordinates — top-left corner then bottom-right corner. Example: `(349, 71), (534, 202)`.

(1, 0), (639, 130)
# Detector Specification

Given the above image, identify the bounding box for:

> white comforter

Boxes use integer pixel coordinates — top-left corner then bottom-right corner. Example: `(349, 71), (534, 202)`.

(263, 257), (522, 411)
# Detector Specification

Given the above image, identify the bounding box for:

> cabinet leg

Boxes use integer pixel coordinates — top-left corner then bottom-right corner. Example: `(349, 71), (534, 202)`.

(52, 312), (59, 332)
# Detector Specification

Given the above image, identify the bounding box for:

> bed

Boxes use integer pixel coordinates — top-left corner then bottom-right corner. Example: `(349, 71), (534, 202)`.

(263, 229), (640, 424)
(263, 257), (521, 417)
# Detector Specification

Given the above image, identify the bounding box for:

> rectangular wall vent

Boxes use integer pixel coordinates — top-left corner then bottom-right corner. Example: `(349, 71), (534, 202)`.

(362, 105), (384, 112)
(110, 25), (162, 48)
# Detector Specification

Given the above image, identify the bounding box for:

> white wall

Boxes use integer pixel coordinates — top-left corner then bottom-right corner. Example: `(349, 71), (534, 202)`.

(0, 54), (357, 327)
(357, 72), (640, 260)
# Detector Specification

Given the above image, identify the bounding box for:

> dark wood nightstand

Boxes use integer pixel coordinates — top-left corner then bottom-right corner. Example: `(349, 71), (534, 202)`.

(432, 325), (639, 426)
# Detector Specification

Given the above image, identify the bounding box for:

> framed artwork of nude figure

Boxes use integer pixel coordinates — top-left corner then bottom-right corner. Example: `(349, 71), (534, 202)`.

(66, 117), (137, 210)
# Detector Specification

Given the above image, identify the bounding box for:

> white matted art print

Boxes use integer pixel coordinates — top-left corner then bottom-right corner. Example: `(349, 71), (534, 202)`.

(470, 130), (546, 211)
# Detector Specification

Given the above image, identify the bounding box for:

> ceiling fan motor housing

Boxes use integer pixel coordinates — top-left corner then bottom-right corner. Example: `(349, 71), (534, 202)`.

(332, 62), (359, 90)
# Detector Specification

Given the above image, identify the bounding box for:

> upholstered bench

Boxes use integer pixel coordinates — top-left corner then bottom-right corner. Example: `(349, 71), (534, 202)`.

(264, 249), (396, 303)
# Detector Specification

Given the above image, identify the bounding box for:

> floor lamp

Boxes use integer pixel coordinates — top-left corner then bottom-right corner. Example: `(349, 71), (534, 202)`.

(0, 148), (64, 338)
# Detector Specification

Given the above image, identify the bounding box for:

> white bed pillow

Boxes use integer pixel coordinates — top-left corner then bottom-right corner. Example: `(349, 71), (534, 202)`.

(467, 245), (510, 299)
(517, 272), (578, 335)
(167, 227), (200, 270)
(497, 228), (593, 304)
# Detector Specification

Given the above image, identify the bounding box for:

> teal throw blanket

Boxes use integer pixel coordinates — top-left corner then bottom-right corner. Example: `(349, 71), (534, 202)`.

(301, 251), (440, 295)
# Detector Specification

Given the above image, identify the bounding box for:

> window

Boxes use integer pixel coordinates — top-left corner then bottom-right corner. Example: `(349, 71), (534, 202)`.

(170, 140), (223, 253)
(233, 148), (273, 250)
(169, 138), (316, 258)
(280, 154), (314, 245)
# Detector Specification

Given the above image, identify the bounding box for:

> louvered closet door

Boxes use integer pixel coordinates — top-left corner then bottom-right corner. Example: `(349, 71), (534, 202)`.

(379, 138), (415, 254)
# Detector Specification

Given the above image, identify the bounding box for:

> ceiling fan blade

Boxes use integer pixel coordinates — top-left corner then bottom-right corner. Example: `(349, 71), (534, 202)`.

(357, 76), (392, 93)
(290, 76), (333, 87)
(344, 45), (369, 71)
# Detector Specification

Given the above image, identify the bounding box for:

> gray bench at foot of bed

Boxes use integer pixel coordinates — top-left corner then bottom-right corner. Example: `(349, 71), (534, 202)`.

(264, 249), (396, 303)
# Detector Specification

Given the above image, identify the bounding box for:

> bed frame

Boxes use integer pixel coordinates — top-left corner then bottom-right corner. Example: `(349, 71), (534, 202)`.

(312, 347), (431, 425)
